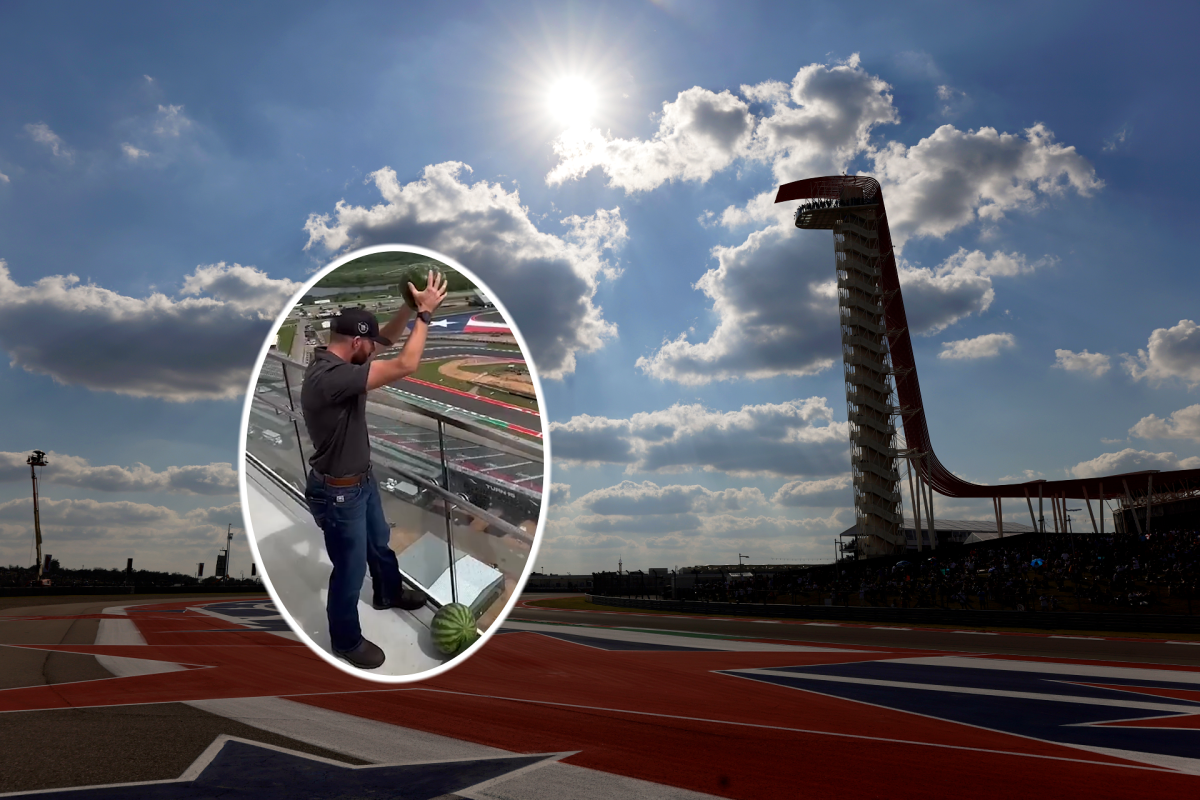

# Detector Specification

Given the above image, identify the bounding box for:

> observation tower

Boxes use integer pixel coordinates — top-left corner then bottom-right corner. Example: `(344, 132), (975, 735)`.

(778, 175), (1200, 557)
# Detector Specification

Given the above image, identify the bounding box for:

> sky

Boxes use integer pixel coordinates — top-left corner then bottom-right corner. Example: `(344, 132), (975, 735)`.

(2, 0), (1199, 576)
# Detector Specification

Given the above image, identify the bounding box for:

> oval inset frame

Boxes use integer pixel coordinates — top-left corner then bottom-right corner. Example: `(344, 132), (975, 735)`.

(237, 243), (550, 684)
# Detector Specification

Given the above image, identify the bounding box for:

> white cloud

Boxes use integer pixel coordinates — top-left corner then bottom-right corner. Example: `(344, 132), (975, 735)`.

(638, 239), (1038, 385)
(1053, 349), (1111, 377)
(870, 123), (1102, 244)
(636, 223), (839, 384)
(1103, 125), (1130, 153)
(1124, 320), (1200, 386)
(0, 259), (298, 402)
(1129, 405), (1200, 443)
(938, 332), (1015, 360)
(1070, 448), (1200, 479)
(771, 474), (853, 507)
(548, 56), (899, 194)
(304, 162), (625, 379)
(550, 399), (849, 478)
(574, 481), (766, 516)
(548, 87), (756, 192)
(549, 482), (572, 506)
(0, 451), (236, 495)
(0, 495), (240, 532)
(745, 53), (899, 183)
(935, 85), (970, 118)
(0, 171), (9, 183)
(152, 104), (194, 137)
(122, 142), (150, 161)
(999, 469), (1044, 482)
(25, 122), (73, 162)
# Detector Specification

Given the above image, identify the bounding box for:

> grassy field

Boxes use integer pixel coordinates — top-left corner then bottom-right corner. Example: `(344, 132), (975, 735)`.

(313, 251), (476, 292)
(520, 595), (1200, 639)
(277, 324), (296, 354)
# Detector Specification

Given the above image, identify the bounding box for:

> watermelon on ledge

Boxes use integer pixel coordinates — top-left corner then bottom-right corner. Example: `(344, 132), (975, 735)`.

(431, 602), (479, 656)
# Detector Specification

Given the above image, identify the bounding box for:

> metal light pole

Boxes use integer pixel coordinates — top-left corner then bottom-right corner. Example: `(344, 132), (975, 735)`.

(27, 451), (48, 582)
(224, 524), (233, 583)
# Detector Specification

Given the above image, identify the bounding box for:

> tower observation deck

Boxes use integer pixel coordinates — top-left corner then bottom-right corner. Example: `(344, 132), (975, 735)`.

(778, 175), (1200, 556)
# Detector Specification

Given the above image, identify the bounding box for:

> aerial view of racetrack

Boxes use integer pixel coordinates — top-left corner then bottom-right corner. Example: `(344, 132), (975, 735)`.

(2, 593), (1198, 798)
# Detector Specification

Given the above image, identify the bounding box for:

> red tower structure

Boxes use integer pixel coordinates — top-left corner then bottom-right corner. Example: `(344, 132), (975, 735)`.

(778, 176), (1200, 555)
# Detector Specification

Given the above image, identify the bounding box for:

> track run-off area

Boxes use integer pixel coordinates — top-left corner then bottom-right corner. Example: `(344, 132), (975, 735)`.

(1, 594), (1198, 798)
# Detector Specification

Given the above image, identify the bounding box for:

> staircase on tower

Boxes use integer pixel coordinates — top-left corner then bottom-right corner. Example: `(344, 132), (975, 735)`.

(795, 187), (905, 556)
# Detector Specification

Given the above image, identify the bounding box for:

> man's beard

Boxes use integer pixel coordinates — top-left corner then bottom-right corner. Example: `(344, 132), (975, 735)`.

(350, 347), (371, 365)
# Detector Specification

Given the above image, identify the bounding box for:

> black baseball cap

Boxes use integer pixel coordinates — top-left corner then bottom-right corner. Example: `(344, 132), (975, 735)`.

(332, 308), (390, 345)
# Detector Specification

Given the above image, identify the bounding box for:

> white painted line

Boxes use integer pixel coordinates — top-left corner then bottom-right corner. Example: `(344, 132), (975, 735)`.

(872, 627), (910, 630)
(1167, 641), (1200, 646)
(953, 631), (998, 635)
(805, 623), (840, 627)
(1051, 636), (1102, 640)
(889, 656), (1200, 684)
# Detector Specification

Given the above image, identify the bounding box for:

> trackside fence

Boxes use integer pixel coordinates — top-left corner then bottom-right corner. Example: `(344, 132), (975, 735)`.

(585, 595), (1200, 634)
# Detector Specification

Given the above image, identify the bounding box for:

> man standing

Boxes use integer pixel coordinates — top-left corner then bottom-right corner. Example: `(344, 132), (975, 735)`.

(301, 270), (447, 670)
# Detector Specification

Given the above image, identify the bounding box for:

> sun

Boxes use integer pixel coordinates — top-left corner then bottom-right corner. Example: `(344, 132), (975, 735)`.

(547, 76), (597, 128)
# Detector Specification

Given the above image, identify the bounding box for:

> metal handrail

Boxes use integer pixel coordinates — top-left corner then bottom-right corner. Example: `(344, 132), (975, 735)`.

(265, 351), (541, 461)
(249, 395), (533, 543)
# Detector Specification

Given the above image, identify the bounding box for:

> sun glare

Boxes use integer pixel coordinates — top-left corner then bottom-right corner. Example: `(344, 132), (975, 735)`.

(547, 77), (597, 128)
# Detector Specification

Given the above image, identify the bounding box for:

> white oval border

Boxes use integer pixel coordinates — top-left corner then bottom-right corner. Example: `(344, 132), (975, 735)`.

(237, 243), (551, 684)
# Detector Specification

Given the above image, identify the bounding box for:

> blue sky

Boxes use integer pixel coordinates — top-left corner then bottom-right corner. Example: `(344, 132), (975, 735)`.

(1, 1), (1199, 575)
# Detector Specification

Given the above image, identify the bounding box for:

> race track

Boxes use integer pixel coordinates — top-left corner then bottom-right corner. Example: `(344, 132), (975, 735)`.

(2, 595), (1198, 798)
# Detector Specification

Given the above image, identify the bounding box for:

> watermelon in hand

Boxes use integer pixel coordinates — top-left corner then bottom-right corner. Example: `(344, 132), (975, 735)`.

(400, 266), (443, 310)
(431, 602), (479, 656)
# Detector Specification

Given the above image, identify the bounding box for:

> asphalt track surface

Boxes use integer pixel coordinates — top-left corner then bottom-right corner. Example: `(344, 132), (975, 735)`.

(2, 594), (1198, 798)
(510, 602), (1200, 668)
(378, 338), (539, 431)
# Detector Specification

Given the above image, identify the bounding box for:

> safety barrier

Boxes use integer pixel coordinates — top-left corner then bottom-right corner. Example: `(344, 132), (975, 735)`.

(585, 595), (1200, 634)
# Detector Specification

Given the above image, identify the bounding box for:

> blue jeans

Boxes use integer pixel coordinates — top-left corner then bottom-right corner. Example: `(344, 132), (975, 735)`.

(304, 469), (401, 652)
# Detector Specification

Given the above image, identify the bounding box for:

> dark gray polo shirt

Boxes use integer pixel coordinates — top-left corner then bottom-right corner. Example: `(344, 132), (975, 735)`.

(301, 347), (371, 477)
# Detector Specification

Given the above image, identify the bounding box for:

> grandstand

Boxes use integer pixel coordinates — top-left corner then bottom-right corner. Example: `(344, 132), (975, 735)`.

(778, 176), (1200, 557)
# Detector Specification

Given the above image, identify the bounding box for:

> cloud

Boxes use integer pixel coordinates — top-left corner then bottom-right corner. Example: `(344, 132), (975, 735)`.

(550, 399), (849, 478)
(1053, 349), (1111, 377)
(152, 104), (194, 137)
(771, 475), (853, 507)
(547, 86), (756, 192)
(25, 122), (73, 162)
(744, 53), (899, 183)
(121, 143), (150, 161)
(1129, 405), (1200, 443)
(549, 482), (572, 506)
(1069, 448), (1200, 479)
(999, 469), (1044, 482)
(1103, 125), (1130, 153)
(935, 85), (970, 119)
(0, 451), (236, 495)
(938, 332), (1015, 360)
(575, 513), (702, 535)
(870, 123), (1102, 244)
(1124, 320), (1200, 386)
(0, 259), (298, 402)
(548, 55), (898, 194)
(636, 223), (839, 384)
(0, 171), (9, 183)
(574, 480), (766, 516)
(304, 162), (625, 379)
(0, 496), (241, 531)
(638, 239), (1039, 385)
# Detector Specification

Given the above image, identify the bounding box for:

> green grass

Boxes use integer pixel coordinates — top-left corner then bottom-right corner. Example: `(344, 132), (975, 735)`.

(277, 324), (296, 354)
(312, 252), (475, 292)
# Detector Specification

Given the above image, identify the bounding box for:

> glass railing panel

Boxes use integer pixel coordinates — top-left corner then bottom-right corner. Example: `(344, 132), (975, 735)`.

(246, 397), (308, 494)
(438, 421), (541, 631)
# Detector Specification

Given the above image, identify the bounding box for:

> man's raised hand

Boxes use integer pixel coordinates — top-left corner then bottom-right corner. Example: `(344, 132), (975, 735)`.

(409, 270), (448, 314)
